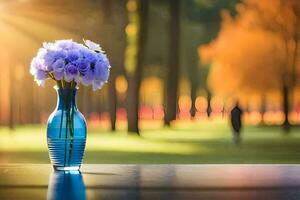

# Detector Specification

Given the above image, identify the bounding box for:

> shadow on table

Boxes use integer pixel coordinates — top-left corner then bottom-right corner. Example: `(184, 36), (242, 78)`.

(47, 171), (86, 200)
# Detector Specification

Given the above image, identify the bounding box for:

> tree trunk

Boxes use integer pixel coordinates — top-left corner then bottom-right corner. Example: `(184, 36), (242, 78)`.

(127, 76), (140, 134)
(260, 94), (266, 124)
(102, 0), (128, 132)
(164, 0), (180, 126)
(206, 89), (212, 117)
(108, 75), (117, 131)
(127, 0), (149, 134)
(190, 80), (197, 118)
(102, 0), (117, 131)
(282, 84), (290, 132)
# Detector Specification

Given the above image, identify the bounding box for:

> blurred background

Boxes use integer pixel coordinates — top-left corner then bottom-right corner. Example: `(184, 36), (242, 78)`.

(0, 0), (299, 164)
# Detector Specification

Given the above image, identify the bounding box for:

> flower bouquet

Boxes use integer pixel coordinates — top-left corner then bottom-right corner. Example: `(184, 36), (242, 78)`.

(30, 39), (110, 170)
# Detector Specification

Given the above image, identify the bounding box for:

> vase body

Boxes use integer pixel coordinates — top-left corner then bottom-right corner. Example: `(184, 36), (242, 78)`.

(47, 88), (87, 171)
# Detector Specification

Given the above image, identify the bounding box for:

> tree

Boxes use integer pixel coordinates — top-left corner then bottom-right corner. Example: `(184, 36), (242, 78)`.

(248, 0), (300, 132)
(182, 0), (240, 119)
(100, 0), (128, 131)
(126, 0), (149, 134)
(164, 0), (181, 126)
(200, 0), (300, 131)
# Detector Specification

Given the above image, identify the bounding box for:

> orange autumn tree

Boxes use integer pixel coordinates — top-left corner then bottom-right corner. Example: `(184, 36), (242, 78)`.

(200, 0), (300, 131)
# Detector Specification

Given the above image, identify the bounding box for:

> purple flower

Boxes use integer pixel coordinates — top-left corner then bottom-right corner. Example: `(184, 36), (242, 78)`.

(84, 39), (103, 52)
(30, 39), (111, 90)
(94, 60), (110, 82)
(83, 50), (97, 63)
(43, 51), (57, 68)
(35, 69), (47, 79)
(82, 69), (94, 86)
(66, 50), (80, 62)
(52, 59), (65, 80)
(30, 58), (48, 86)
(52, 59), (65, 72)
(55, 39), (74, 50)
(54, 71), (64, 80)
(76, 59), (89, 75)
(36, 48), (47, 60)
(53, 50), (67, 60)
(92, 80), (104, 91)
(64, 63), (79, 82)
(30, 58), (42, 74)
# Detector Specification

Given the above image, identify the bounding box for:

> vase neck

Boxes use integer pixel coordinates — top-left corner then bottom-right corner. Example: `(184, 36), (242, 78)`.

(56, 88), (78, 110)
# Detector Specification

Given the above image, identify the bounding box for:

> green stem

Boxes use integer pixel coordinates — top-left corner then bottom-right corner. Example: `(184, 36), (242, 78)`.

(59, 90), (64, 138)
(63, 91), (69, 167)
(68, 105), (74, 165)
(67, 92), (75, 166)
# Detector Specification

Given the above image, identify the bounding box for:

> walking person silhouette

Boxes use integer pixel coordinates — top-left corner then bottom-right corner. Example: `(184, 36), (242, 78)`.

(230, 101), (243, 145)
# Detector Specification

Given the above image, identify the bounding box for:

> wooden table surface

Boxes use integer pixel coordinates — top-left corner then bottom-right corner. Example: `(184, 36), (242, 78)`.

(1, 164), (300, 199)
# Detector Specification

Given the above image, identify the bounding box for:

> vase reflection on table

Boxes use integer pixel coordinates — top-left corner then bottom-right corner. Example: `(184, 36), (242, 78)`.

(47, 170), (86, 200)
(47, 87), (87, 171)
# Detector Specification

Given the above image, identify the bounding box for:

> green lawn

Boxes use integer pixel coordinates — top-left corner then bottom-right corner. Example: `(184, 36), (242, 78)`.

(0, 120), (300, 164)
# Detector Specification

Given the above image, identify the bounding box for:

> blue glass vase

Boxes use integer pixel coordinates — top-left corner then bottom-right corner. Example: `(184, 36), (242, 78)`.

(47, 87), (87, 171)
